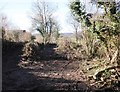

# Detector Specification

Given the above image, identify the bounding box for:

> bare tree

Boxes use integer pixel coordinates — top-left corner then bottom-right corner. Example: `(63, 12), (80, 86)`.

(0, 13), (9, 40)
(31, 0), (59, 44)
(68, 14), (80, 43)
(0, 13), (10, 30)
(52, 21), (60, 43)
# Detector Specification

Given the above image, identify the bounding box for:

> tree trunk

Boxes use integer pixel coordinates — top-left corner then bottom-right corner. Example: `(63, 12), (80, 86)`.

(2, 27), (5, 40)
(75, 30), (78, 43)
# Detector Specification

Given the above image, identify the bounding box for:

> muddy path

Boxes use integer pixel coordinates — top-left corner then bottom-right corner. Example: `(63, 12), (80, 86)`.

(2, 41), (91, 91)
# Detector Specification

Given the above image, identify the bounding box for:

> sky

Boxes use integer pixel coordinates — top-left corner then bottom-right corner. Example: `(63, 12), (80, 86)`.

(1, 0), (119, 33)
(0, 0), (76, 33)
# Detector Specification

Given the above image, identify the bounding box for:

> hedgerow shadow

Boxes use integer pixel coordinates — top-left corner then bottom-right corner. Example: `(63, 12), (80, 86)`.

(2, 41), (91, 91)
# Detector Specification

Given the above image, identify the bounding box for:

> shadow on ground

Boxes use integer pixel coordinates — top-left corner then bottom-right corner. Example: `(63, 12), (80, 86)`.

(2, 40), (93, 91)
(32, 43), (68, 61)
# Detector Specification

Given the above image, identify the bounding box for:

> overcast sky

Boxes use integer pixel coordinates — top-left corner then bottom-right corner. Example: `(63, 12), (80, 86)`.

(1, 0), (119, 33)
(0, 0), (77, 33)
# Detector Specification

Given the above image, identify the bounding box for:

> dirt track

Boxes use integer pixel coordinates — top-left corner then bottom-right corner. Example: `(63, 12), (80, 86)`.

(2, 42), (90, 91)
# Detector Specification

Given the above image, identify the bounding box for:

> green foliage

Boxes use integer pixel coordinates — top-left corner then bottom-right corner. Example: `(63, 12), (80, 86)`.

(69, 0), (120, 89)
(70, 0), (120, 59)
(70, 0), (92, 27)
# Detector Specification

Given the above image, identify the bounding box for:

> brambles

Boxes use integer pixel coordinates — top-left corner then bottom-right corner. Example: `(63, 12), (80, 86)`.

(21, 42), (32, 62)
(56, 39), (86, 60)
(69, 0), (120, 90)
(80, 59), (120, 89)
(21, 42), (39, 62)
